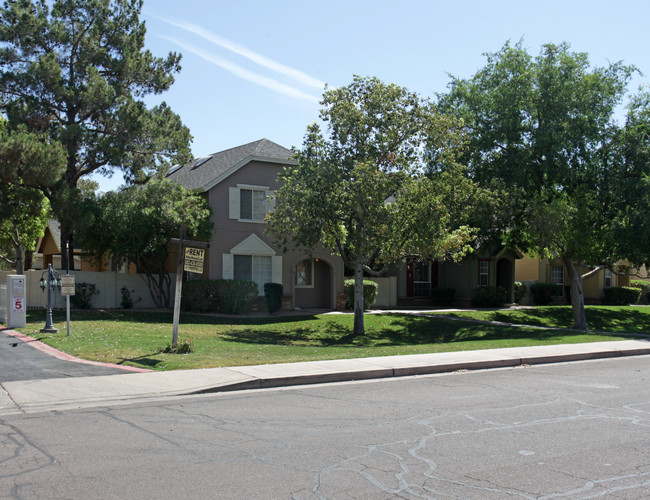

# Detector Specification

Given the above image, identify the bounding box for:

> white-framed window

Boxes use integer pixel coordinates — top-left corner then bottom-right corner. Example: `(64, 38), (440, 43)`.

(222, 235), (282, 296)
(295, 259), (313, 287)
(605, 269), (612, 288)
(551, 265), (564, 286)
(229, 185), (275, 222)
(478, 260), (489, 287)
(551, 265), (564, 295)
(233, 255), (273, 295)
(240, 188), (265, 220)
(413, 261), (431, 297)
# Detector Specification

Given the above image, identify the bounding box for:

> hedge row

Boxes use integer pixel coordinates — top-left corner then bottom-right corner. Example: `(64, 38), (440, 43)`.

(471, 286), (507, 308)
(181, 279), (258, 314)
(602, 286), (642, 305)
(530, 282), (562, 305)
(630, 280), (650, 304)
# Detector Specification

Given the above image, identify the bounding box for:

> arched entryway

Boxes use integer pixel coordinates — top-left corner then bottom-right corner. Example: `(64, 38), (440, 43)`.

(496, 258), (514, 303)
(293, 257), (333, 309)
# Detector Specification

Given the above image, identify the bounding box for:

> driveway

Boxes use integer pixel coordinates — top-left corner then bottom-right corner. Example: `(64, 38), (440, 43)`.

(0, 329), (147, 382)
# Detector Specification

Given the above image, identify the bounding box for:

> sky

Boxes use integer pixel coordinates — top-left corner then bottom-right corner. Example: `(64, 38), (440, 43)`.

(93, 0), (650, 191)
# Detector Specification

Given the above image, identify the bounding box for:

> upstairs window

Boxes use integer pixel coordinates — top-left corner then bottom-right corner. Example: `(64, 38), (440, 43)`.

(229, 185), (275, 222)
(240, 188), (266, 221)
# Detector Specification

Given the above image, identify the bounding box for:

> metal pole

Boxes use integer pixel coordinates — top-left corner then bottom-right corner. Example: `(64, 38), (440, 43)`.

(41, 264), (58, 333)
(66, 241), (70, 337)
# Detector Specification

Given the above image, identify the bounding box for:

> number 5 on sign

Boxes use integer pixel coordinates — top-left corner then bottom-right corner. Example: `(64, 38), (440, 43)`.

(13, 296), (23, 312)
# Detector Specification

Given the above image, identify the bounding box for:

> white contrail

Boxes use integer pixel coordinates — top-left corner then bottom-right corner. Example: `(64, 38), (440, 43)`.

(162, 36), (320, 103)
(158, 17), (325, 90)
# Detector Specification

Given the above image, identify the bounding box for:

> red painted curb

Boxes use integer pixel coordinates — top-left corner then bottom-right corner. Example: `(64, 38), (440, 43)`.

(3, 329), (153, 373)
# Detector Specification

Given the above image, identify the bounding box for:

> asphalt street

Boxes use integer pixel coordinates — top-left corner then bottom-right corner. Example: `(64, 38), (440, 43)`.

(0, 329), (138, 382)
(2, 355), (650, 499)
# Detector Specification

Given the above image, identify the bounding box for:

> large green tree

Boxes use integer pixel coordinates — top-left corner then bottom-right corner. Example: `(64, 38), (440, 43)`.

(0, 0), (192, 268)
(438, 41), (639, 329)
(268, 76), (475, 336)
(77, 179), (212, 308)
(0, 121), (66, 273)
(609, 89), (650, 270)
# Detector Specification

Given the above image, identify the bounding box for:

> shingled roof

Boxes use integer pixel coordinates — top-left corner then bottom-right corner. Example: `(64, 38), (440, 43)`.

(165, 138), (296, 192)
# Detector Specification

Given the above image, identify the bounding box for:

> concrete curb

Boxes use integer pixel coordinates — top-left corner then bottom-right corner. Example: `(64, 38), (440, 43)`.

(2, 334), (650, 415)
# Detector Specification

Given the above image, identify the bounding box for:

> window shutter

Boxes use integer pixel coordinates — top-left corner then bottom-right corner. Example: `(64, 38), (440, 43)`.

(272, 256), (283, 284)
(222, 253), (234, 279)
(229, 187), (240, 219)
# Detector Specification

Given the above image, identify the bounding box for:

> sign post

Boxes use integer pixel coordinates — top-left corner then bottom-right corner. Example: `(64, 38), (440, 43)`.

(60, 274), (75, 337)
(170, 225), (209, 346)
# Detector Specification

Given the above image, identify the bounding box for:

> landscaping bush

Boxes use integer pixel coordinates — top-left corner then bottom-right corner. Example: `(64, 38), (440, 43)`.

(344, 279), (379, 310)
(530, 282), (562, 305)
(514, 281), (527, 303)
(602, 286), (642, 305)
(70, 282), (99, 309)
(181, 279), (258, 314)
(181, 279), (216, 313)
(263, 282), (283, 314)
(630, 280), (650, 304)
(430, 287), (456, 307)
(471, 286), (507, 308)
(120, 287), (140, 309)
(217, 280), (259, 314)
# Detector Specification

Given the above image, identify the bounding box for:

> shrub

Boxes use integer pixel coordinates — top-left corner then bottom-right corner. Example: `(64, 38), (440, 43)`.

(430, 287), (456, 307)
(344, 279), (379, 310)
(602, 286), (642, 305)
(514, 281), (527, 303)
(263, 282), (283, 314)
(159, 338), (194, 354)
(630, 280), (650, 304)
(217, 280), (258, 314)
(530, 282), (562, 305)
(471, 286), (507, 308)
(70, 282), (99, 309)
(181, 279), (258, 314)
(181, 279), (216, 313)
(120, 287), (140, 309)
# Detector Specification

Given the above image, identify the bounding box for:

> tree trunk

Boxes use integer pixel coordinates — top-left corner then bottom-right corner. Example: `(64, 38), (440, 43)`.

(353, 255), (365, 336)
(13, 228), (24, 274)
(563, 258), (587, 330)
(24, 250), (33, 271)
(62, 232), (75, 271)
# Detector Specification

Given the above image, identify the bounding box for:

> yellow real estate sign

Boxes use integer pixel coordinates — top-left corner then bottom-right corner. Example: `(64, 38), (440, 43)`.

(184, 247), (205, 274)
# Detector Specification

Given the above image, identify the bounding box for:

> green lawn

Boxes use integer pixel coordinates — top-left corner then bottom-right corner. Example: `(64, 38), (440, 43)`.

(14, 306), (641, 371)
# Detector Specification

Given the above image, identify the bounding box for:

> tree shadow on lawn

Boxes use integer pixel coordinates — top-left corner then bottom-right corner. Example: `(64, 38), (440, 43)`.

(219, 315), (612, 348)
(466, 306), (650, 333)
(116, 353), (163, 368)
(30, 309), (321, 326)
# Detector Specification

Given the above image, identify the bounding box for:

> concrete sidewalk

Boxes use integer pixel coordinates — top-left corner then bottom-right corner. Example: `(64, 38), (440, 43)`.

(2, 338), (650, 415)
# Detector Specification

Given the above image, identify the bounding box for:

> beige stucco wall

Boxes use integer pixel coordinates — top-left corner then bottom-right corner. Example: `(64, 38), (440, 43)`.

(515, 256), (541, 281)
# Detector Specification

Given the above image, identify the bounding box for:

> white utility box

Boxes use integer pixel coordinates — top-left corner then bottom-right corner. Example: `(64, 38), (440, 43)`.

(6, 275), (26, 328)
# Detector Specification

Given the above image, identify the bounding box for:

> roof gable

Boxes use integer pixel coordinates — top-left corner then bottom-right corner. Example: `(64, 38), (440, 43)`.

(166, 138), (296, 192)
(230, 234), (276, 255)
